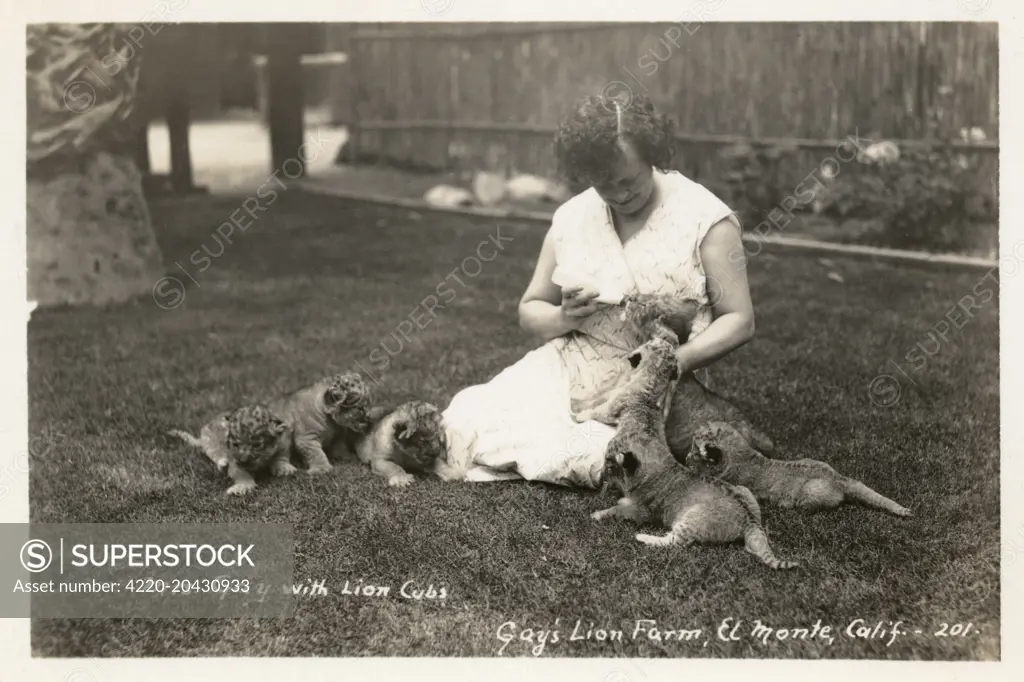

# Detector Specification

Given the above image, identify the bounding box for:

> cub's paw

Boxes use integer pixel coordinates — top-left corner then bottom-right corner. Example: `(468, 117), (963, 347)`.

(306, 463), (333, 475)
(388, 472), (415, 488)
(271, 461), (299, 478)
(434, 466), (465, 483)
(572, 410), (595, 423)
(590, 508), (613, 521)
(225, 481), (258, 497)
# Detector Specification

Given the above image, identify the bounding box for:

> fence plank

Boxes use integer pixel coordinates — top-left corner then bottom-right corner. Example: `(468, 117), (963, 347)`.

(328, 21), (997, 196)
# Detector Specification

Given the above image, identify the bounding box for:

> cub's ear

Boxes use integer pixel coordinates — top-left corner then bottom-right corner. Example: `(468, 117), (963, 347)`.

(324, 386), (343, 407)
(272, 420), (289, 435)
(627, 349), (643, 369)
(668, 362), (680, 381)
(393, 421), (414, 441)
(702, 444), (724, 465)
(620, 450), (640, 476)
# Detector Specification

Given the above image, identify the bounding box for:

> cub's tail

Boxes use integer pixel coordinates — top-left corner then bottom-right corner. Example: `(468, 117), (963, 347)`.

(845, 480), (912, 517)
(731, 483), (763, 526)
(167, 429), (203, 450)
(744, 526), (800, 570)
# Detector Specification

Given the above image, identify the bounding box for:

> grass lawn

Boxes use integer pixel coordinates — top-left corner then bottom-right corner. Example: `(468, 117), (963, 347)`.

(28, 192), (999, 659)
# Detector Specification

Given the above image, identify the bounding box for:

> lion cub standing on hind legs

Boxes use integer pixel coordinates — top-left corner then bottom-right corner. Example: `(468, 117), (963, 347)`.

(625, 293), (777, 454)
(572, 292), (700, 423)
(577, 292), (776, 456)
(589, 327), (799, 570)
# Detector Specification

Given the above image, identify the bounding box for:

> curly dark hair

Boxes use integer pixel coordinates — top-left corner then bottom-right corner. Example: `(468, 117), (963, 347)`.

(553, 92), (677, 189)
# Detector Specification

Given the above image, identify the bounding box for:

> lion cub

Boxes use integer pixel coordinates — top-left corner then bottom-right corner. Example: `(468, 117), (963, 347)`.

(664, 372), (777, 457)
(169, 404), (293, 496)
(577, 293), (773, 454)
(592, 332), (798, 570)
(575, 324), (681, 425)
(268, 372), (374, 475)
(354, 400), (458, 487)
(685, 421), (912, 516)
(573, 294), (698, 422)
(619, 292), (701, 346)
(621, 292), (776, 457)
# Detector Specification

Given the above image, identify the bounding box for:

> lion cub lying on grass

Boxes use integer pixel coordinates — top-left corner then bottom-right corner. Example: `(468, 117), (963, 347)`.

(353, 400), (460, 487)
(685, 421), (912, 516)
(169, 404), (293, 496)
(591, 329), (799, 570)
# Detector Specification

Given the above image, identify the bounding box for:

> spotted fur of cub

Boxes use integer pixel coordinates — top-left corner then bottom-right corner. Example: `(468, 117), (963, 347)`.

(573, 292), (699, 424)
(168, 404), (293, 496)
(619, 292), (701, 347)
(268, 371), (375, 475)
(618, 292), (777, 458)
(592, 332), (798, 570)
(685, 421), (912, 516)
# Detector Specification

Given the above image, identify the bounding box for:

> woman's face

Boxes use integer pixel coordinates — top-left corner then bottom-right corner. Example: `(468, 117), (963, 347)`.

(592, 140), (656, 217)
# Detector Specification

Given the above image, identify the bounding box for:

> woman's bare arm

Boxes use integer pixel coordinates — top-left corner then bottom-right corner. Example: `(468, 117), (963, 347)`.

(518, 227), (602, 342)
(675, 218), (756, 372)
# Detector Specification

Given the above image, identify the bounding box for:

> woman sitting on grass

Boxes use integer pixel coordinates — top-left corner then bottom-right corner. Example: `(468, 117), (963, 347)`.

(442, 93), (755, 488)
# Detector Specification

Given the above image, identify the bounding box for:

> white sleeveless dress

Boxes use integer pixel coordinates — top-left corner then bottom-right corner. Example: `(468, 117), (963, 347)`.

(442, 169), (739, 488)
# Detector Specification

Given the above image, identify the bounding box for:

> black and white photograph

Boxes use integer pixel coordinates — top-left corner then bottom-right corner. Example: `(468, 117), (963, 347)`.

(3, 0), (1016, 675)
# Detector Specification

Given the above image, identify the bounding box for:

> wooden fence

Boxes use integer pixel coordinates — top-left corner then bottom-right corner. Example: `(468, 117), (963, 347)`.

(326, 21), (997, 200)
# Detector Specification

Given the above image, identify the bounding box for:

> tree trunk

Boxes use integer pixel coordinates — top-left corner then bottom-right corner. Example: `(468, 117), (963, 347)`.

(26, 23), (164, 307)
(267, 24), (306, 176)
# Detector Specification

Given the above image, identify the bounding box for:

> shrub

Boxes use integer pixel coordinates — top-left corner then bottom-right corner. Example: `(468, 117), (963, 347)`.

(813, 87), (995, 253)
(717, 142), (799, 228)
(815, 137), (985, 252)
(713, 85), (996, 253)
